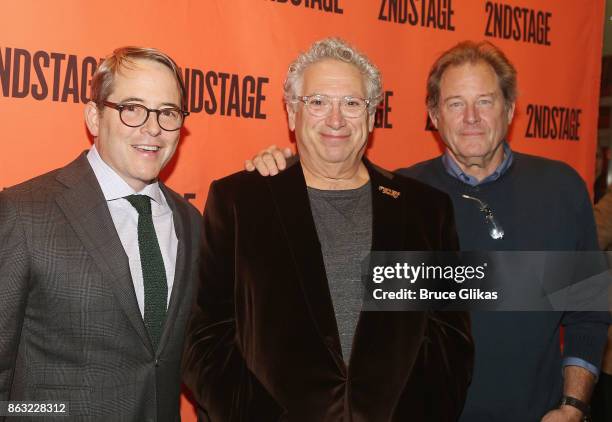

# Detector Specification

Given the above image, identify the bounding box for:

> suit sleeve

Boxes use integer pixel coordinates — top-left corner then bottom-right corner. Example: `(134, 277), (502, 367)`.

(424, 194), (474, 420)
(0, 192), (29, 404)
(182, 181), (281, 421)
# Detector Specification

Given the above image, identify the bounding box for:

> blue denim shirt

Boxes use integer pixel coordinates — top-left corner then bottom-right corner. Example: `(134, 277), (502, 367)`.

(441, 142), (514, 186)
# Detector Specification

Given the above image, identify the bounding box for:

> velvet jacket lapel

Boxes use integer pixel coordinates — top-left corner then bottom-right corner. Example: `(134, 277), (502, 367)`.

(264, 159), (418, 372)
(351, 159), (426, 377)
(365, 159), (407, 252)
(264, 161), (344, 369)
(54, 153), (153, 355)
(349, 161), (427, 421)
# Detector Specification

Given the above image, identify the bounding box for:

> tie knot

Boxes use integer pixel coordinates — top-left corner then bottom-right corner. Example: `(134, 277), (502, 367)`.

(125, 195), (152, 216)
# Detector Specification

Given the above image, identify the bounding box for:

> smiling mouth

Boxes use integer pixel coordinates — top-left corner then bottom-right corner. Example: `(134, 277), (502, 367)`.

(320, 133), (350, 140)
(132, 145), (161, 152)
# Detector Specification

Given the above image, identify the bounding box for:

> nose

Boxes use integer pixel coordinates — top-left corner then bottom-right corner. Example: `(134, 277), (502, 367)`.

(325, 100), (346, 129)
(141, 111), (162, 136)
(464, 103), (481, 124)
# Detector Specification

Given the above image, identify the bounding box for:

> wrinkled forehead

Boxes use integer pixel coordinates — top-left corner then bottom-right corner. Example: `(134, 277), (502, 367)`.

(112, 58), (182, 101)
(299, 59), (367, 96)
(440, 61), (501, 96)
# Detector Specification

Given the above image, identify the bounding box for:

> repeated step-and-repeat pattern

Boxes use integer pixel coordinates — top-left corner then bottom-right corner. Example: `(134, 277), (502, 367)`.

(0, 1), (605, 420)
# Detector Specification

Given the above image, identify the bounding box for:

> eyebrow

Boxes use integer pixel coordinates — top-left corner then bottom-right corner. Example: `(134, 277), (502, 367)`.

(307, 92), (366, 98)
(118, 97), (145, 103)
(443, 92), (497, 102)
(443, 95), (463, 103)
(118, 97), (181, 108)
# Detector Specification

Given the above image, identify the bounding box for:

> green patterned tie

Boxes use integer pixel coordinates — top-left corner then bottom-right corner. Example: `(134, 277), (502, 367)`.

(125, 194), (167, 349)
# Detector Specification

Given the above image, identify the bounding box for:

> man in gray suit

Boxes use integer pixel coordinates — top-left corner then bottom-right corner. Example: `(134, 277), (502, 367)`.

(0, 47), (201, 421)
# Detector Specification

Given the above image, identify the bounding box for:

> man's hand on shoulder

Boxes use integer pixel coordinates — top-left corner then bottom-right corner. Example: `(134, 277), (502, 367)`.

(244, 145), (293, 176)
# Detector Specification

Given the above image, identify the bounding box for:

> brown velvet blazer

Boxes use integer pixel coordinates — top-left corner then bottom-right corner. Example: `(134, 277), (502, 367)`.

(183, 159), (473, 422)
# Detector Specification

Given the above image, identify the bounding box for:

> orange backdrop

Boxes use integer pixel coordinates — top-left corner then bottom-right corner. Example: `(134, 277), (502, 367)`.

(0, 1), (605, 420)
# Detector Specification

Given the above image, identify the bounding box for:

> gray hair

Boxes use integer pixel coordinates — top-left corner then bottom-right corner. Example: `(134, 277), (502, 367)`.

(284, 38), (383, 113)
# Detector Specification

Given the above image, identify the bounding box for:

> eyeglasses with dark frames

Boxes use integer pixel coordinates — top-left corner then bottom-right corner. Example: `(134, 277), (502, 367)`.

(103, 101), (190, 132)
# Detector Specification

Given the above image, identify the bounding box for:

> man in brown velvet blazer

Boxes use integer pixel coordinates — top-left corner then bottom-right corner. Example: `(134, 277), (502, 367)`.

(183, 38), (473, 421)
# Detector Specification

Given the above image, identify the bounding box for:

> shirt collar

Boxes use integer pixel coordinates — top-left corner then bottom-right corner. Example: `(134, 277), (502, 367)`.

(442, 142), (513, 187)
(86, 145), (163, 204)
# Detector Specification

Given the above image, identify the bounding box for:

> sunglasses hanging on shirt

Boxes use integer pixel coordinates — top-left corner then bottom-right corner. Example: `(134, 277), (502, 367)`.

(461, 194), (505, 240)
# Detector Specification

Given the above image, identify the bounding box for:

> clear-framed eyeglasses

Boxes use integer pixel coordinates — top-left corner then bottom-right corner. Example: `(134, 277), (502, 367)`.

(293, 94), (372, 118)
(103, 101), (190, 132)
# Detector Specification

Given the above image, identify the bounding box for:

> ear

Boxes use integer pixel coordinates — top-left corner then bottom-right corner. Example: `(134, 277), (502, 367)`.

(368, 110), (375, 132)
(506, 102), (516, 123)
(428, 108), (439, 129)
(286, 102), (296, 132)
(84, 101), (100, 137)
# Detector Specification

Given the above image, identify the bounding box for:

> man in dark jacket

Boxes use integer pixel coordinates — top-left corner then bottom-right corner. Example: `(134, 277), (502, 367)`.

(185, 38), (473, 422)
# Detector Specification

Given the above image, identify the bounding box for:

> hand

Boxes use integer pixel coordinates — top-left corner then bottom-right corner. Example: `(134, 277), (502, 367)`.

(244, 145), (293, 176)
(541, 406), (584, 422)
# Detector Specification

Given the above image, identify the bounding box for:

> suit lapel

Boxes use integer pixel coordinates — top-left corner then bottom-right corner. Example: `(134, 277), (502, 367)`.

(265, 159), (425, 375)
(350, 161), (426, 405)
(157, 185), (190, 355)
(265, 161), (344, 364)
(265, 160), (413, 366)
(365, 159), (406, 252)
(55, 154), (153, 355)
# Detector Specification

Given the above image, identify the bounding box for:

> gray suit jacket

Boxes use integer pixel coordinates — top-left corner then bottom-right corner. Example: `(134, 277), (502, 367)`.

(0, 153), (202, 421)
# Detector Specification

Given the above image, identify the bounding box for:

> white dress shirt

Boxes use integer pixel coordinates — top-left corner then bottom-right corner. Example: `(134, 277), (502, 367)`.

(87, 146), (178, 318)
